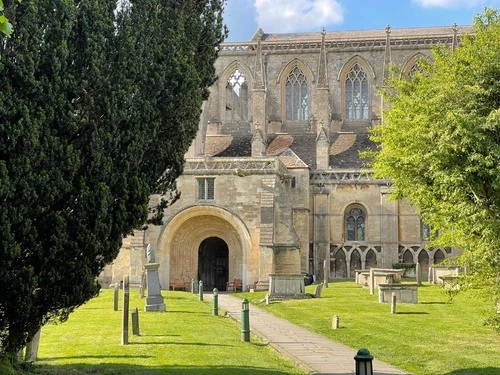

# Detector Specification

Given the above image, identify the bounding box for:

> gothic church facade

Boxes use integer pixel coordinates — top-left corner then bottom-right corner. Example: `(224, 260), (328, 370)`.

(101, 25), (470, 291)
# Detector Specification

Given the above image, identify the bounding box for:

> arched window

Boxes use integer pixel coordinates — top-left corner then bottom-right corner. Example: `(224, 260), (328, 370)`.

(285, 67), (308, 121)
(345, 206), (366, 241)
(345, 64), (369, 120)
(225, 69), (248, 123)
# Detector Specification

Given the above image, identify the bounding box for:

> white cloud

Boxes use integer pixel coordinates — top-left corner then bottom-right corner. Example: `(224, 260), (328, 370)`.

(254, 0), (344, 33)
(413, 0), (483, 8)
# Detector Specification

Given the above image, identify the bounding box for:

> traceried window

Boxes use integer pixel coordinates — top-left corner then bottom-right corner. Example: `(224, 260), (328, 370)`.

(421, 221), (431, 241)
(345, 206), (366, 241)
(198, 178), (215, 200)
(225, 69), (248, 123)
(421, 220), (439, 241)
(408, 63), (420, 76)
(345, 64), (369, 120)
(285, 67), (308, 121)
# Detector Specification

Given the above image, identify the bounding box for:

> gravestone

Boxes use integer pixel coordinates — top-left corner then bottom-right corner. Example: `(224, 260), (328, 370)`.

(144, 245), (166, 312)
(25, 329), (40, 362)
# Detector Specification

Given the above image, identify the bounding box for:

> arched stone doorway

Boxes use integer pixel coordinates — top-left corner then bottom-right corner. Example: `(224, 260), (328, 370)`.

(157, 206), (251, 289)
(198, 237), (229, 291)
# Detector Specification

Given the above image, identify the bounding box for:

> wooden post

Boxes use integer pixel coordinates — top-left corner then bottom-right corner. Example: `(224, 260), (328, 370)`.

(391, 292), (397, 314)
(114, 284), (119, 311)
(121, 276), (130, 345)
(323, 260), (329, 288)
(369, 268), (375, 295)
(131, 307), (140, 336)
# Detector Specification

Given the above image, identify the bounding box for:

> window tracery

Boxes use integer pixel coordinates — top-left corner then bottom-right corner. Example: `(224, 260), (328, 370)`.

(345, 64), (369, 120)
(225, 69), (248, 123)
(285, 67), (308, 121)
(345, 206), (366, 241)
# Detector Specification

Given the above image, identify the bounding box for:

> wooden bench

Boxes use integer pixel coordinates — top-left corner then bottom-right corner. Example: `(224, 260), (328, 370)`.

(226, 278), (243, 292)
(169, 278), (188, 291)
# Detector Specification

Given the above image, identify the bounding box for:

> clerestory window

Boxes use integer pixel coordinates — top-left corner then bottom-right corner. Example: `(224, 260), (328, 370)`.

(225, 69), (248, 123)
(345, 64), (369, 120)
(285, 67), (308, 121)
(197, 178), (215, 200)
(345, 206), (366, 241)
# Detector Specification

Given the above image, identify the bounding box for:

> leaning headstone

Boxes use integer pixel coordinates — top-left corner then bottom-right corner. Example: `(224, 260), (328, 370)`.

(391, 292), (397, 314)
(131, 307), (140, 336)
(416, 263), (421, 285)
(428, 266), (433, 284)
(121, 276), (130, 345)
(25, 329), (41, 362)
(265, 293), (270, 305)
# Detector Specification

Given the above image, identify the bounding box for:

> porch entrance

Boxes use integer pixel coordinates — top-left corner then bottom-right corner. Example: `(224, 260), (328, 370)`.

(198, 237), (228, 291)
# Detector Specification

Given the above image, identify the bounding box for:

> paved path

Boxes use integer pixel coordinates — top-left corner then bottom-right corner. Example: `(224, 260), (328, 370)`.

(205, 293), (411, 375)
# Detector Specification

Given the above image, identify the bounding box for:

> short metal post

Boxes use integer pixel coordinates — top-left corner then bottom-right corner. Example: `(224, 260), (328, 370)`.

(191, 278), (195, 294)
(241, 298), (250, 342)
(213, 288), (219, 316)
(199, 280), (203, 301)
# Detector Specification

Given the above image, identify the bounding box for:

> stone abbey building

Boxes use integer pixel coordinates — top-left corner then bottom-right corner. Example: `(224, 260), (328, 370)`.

(101, 25), (470, 292)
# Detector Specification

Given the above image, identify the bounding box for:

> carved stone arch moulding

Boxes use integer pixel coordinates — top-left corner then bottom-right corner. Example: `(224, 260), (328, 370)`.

(337, 55), (375, 82)
(220, 60), (253, 88)
(156, 205), (252, 287)
(401, 52), (430, 76)
(276, 58), (315, 84)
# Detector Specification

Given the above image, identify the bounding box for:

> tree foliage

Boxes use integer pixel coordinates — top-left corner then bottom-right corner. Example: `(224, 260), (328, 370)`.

(0, 0), (226, 357)
(369, 8), (500, 329)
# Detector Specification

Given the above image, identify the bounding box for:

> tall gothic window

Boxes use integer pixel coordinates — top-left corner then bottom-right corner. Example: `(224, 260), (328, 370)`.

(285, 67), (308, 121)
(345, 64), (369, 120)
(345, 206), (366, 241)
(225, 69), (248, 123)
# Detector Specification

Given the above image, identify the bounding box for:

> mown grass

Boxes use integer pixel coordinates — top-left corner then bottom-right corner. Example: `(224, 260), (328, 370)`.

(20, 290), (306, 375)
(237, 280), (500, 375)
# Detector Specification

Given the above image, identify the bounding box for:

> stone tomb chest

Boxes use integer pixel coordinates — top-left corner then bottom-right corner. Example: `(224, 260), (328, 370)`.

(378, 284), (419, 304)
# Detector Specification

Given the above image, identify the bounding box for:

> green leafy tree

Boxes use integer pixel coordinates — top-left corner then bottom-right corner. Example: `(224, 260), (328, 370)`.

(0, 0), (226, 362)
(368, 8), (500, 329)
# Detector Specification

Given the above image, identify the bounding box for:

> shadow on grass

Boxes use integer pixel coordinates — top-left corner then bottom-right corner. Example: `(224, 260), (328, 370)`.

(37, 354), (153, 361)
(25, 363), (298, 374)
(395, 312), (429, 315)
(132, 341), (234, 347)
(444, 367), (500, 375)
(419, 301), (449, 305)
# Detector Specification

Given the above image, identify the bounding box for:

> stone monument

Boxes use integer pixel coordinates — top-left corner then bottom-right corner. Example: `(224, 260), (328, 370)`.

(144, 244), (166, 312)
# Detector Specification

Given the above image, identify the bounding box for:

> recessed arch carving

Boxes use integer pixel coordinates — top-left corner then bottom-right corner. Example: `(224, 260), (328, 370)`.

(157, 205), (251, 288)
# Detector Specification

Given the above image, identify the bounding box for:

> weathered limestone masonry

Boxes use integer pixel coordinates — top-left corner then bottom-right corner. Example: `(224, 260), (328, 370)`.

(101, 25), (470, 293)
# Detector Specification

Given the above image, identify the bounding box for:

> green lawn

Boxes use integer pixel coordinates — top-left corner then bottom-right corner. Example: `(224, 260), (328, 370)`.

(237, 280), (500, 375)
(25, 290), (306, 375)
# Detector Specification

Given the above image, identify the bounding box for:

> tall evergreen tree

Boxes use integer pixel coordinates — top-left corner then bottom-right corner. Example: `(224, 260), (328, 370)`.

(0, 0), (226, 361)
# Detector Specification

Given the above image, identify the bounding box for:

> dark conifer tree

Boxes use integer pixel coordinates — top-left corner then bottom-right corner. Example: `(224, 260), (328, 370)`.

(0, 0), (226, 361)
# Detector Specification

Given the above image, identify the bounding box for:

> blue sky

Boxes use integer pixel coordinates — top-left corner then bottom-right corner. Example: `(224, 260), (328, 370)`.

(223, 0), (500, 41)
